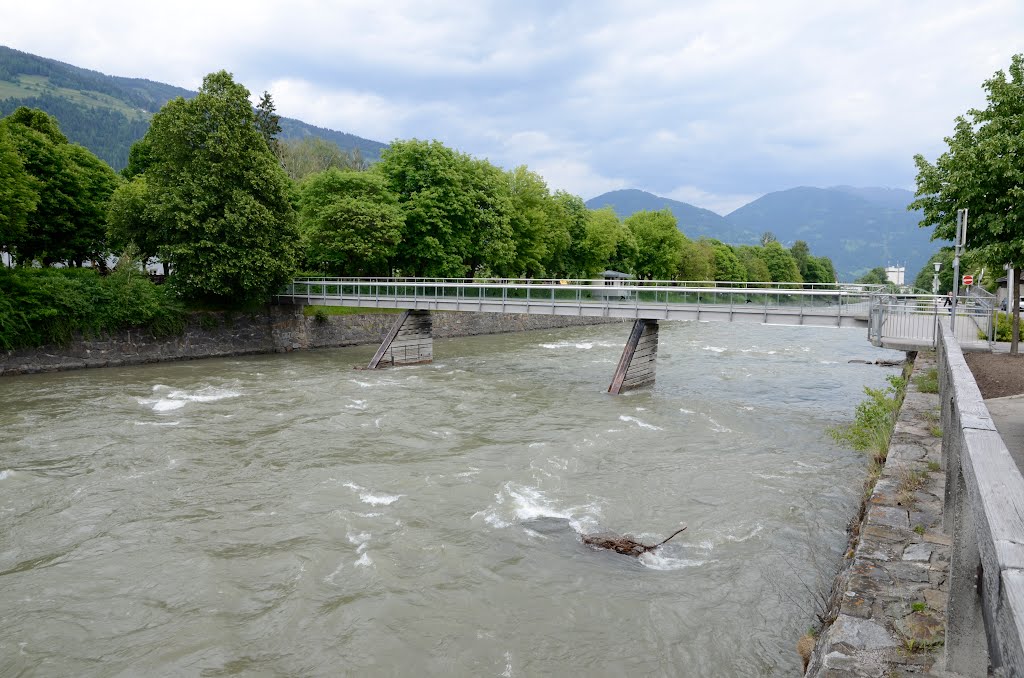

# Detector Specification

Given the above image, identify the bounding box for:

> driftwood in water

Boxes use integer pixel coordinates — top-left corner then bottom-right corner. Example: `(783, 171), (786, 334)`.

(848, 359), (904, 367)
(582, 526), (687, 557)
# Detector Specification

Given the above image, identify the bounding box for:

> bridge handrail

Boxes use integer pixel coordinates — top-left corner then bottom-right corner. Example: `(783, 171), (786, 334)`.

(939, 321), (1024, 674)
(288, 276), (885, 292)
(283, 277), (879, 299)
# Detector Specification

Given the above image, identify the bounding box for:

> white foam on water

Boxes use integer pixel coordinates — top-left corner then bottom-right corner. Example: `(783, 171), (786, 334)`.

(346, 399), (367, 410)
(679, 408), (695, 415)
(638, 551), (707, 570)
(356, 512), (382, 518)
(138, 385), (241, 413)
(702, 345), (726, 353)
(324, 561), (345, 584)
(133, 420), (180, 426)
(819, 360), (838, 364)
(539, 341), (594, 350)
(354, 553), (373, 568)
(502, 651), (514, 677)
(347, 531), (371, 546)
(527, 442), (545, 448)
(635, 407), (647, 412)
(706, 417), (733, 433)
(0, 470), (11, 480)
(455, 468), (480, 478)
(360, 493), (402, 506)
(619, 415), (663, 431)
(739, 406), (754, 411)
(343, 482), (364, 492)
(475, 482), (601, 534)
(726, 523), (763, 542)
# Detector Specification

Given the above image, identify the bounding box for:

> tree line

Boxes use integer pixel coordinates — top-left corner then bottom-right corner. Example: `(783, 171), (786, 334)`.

(1, 69), (837, 347)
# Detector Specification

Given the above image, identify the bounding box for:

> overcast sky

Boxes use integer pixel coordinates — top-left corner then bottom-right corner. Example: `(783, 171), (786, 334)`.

(3, 1), (1021, 214)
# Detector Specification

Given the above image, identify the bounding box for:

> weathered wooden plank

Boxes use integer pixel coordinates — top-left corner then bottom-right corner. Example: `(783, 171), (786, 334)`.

(368, 310), (412, 369)
(609, 319), (658, 394)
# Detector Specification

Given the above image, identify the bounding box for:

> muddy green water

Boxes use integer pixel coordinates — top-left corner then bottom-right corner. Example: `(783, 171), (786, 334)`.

(0, 321), (903, 677)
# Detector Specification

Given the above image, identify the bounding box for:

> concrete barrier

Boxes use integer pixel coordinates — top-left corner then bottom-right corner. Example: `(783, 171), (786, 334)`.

(939, 321), (1024, 675)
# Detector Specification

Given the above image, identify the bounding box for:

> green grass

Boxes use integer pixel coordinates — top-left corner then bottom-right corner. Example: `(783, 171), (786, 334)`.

(301, 305), (402, 317)
(914, 367), (939, 394)
(0, 75), (149, 120)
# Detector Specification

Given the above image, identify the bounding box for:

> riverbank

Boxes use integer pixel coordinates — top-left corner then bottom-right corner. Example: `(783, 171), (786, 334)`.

(0, 306), (623, 376)
(806, 351), (952, 675)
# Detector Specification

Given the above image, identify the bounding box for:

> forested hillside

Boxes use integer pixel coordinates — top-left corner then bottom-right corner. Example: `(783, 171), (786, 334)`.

(0, 46), (386, 170)
(588, 186), (937, 280)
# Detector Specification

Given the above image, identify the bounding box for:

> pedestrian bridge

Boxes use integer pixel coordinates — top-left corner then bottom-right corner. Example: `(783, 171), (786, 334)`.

(276, 277), (995, 392)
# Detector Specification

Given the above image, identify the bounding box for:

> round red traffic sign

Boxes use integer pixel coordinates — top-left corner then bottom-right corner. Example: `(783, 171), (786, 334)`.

(962, 274), (974, 286)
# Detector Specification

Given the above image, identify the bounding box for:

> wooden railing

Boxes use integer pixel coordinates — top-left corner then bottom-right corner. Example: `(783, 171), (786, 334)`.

(939, 321), (1024, 674)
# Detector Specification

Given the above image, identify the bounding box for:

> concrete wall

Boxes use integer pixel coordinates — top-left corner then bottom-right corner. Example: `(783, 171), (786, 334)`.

(0, 306), (623, 377)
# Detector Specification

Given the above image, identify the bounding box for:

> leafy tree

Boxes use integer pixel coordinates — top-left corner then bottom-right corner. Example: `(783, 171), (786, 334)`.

(578, 207), (624, 277)
(2, 107), (117, 266)
(298, 168), (404, 276)
(254, 91), (281, 156)
(506, 165), (561, 277)
(126, 70), (299, 304)
(107, 175), (165, 270)
(624, 209), (685, 280)
(735, 245), (770, 284)
(911, 248), (956, 294)
(707, 239), (746, 282)
(911, 54), (1024, 349)
(0, 122), (38, 256)
(377, 139), (514, 277)
(760, 241), (802, 283)
(279, 137), (368, 181)
(855, 267), (889, 285)
(552, 191), (590, 278)
(678, 239), (715, 280)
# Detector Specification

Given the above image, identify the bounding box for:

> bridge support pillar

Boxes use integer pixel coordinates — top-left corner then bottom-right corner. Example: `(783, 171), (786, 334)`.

(608, 319), (658, 394)
(368, 310), (433, 368)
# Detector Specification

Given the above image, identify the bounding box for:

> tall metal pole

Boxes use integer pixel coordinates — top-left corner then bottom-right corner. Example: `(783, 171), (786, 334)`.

(952, 208), (967, 333)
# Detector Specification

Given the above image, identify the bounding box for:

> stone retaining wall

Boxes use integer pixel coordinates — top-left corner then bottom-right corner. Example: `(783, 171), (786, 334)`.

(0, 306), (624, 377)
(806, 352), (951, 676)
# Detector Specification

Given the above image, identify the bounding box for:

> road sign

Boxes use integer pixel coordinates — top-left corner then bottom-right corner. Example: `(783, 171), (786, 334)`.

(963, 274), (974, 286)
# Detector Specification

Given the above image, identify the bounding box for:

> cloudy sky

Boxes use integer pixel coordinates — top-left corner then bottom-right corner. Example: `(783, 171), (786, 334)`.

(2, 1), (1021, 213)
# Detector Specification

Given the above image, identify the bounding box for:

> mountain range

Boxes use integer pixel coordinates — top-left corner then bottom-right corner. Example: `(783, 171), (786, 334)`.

(586, 187), (941, 282)
(0, 45), (942, 281)
(0, 45), (386, 170)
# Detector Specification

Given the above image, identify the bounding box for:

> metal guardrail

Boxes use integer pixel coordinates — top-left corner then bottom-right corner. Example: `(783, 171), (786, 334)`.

(868, 294), (994, 349)
(938, 322), (1024, 675)
(277, 277), (875, 327)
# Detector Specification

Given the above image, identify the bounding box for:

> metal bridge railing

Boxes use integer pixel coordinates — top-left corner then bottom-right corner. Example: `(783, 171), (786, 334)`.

(867, 294), (994, 348)
(277, 277), (876, 320)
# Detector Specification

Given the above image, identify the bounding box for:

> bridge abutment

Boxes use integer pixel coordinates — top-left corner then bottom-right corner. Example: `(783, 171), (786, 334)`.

(367, 310), (433, 368)
(608, 319), (659, 394)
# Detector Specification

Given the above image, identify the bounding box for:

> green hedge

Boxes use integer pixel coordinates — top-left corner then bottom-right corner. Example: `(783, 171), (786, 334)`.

(0, 266), (185, 350)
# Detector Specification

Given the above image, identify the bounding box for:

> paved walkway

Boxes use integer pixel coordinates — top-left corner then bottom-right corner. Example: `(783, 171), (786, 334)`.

(981, 342), (1024, 473)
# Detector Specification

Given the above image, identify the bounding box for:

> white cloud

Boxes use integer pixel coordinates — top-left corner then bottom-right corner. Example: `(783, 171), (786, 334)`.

(1, 0), (1022, 202)
(666, 186), (761, 216)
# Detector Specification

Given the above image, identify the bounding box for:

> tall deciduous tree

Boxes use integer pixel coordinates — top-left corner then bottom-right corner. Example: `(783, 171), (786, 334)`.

(3, 107), (117, 266)
(760, 241), (802, 283)
(911, 54), (1024, 350)
(127, 70), (299, 304)
(377, 139), (514, 277)
(279, 137), (367, 181)
(0, 122), (38, 257)
(506, 165), (562, 277)
(624, 209), (685, 280)
(298, 168), (404, 276)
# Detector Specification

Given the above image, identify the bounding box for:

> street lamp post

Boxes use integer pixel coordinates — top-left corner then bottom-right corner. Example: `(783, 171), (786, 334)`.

(933, 261), (941, 295)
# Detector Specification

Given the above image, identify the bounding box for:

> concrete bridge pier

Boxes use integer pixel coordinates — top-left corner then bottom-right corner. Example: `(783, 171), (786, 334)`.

(608, 319), (659, 394)
(367, 310), (433, 368)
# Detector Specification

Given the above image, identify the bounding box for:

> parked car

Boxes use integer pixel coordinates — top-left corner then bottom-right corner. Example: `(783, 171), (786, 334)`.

(999, 296), (1024, 311)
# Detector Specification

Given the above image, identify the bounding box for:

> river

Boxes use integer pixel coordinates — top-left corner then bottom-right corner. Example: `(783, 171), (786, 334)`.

(0, 320), (904, 677)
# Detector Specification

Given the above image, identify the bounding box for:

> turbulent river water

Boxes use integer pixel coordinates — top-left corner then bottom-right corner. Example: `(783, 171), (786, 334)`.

(0, 320), (904, 677)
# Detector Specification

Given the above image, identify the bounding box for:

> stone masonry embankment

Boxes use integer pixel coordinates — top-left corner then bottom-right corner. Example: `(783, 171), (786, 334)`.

(0, 306), (624, 376)
(806, 352), (953, 676)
